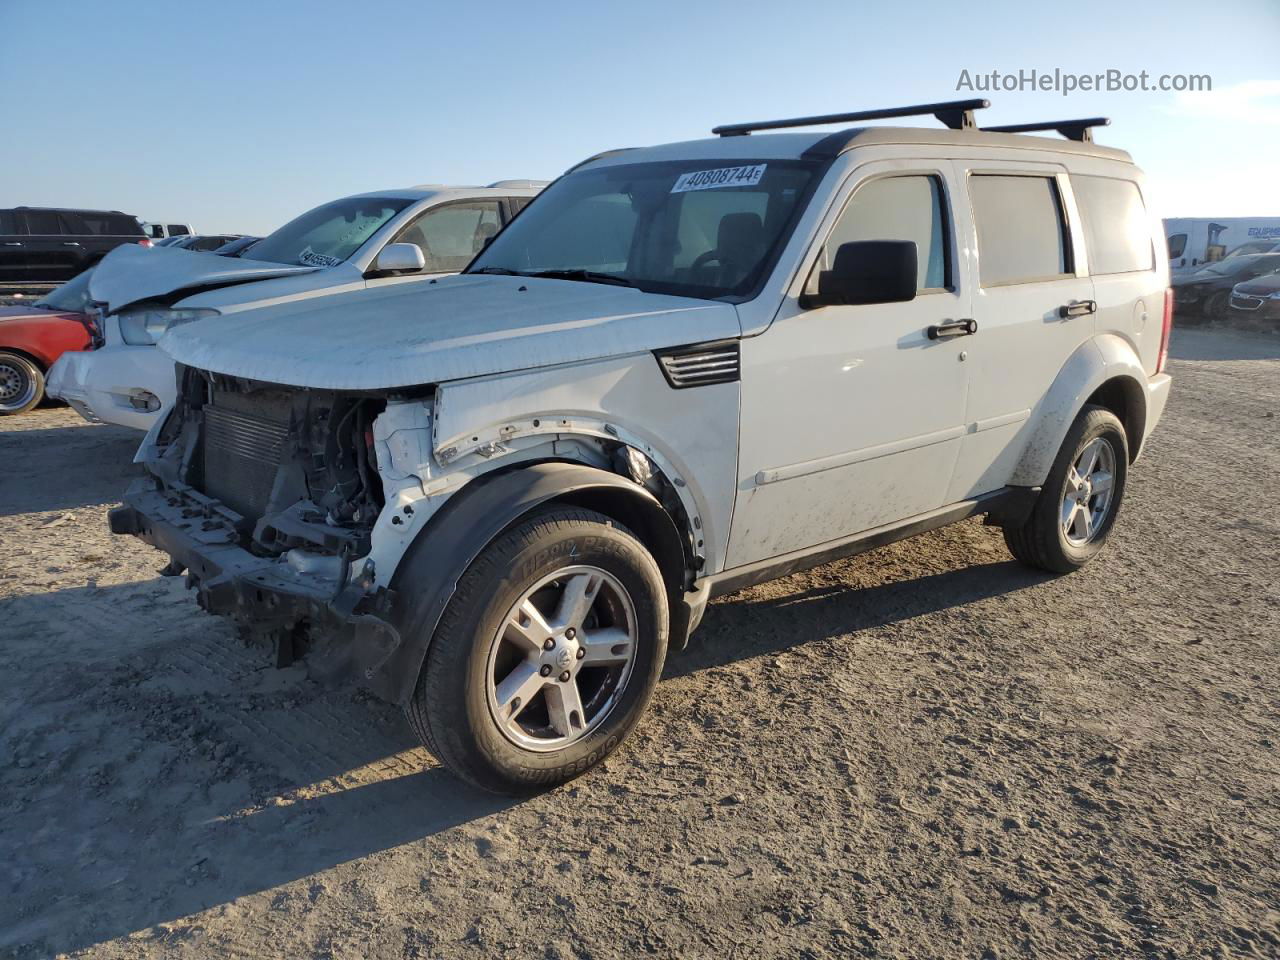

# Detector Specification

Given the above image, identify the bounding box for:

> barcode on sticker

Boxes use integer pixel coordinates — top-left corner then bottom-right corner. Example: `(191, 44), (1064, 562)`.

(671, 164), (767, 193)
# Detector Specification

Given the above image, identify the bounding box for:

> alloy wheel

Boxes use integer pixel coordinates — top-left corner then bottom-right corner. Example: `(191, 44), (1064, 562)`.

(1060, 437), (1117, 546)
(484, 565), (637, 752)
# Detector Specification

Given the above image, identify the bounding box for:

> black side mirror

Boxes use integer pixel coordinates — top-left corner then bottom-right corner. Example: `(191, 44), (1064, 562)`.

(800, 240), (917, 309)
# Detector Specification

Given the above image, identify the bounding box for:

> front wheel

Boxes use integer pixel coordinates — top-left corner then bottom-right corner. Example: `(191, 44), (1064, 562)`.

(405, 506), (669, 794)
(1202, 290), (1228, 321)
(0, 351), (44, 415)
(1003, 405), (1129, 573)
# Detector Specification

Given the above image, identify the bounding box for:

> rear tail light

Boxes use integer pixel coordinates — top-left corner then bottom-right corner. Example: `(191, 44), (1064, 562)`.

(1156, 287), (1173, 374)
(138, 237), (153, 247)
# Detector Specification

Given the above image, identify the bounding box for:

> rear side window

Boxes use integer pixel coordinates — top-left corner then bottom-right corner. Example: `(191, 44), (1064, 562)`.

(1072, 176), (1154, 275)
(168, 224), (190, 236)
(0, 211), (15, 234)
(23, 211), (64, 235)
(1167, 233), (1187, 259)
(818, 174), (950, 291)
(970, 175), (1071, 285)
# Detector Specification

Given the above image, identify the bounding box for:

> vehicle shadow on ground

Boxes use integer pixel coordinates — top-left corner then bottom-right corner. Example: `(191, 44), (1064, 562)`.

(669, 558), (1050, 678)
(0, 422), (142, 516)
(0, 579), (517, 956)
(6, 554), (1042, 954)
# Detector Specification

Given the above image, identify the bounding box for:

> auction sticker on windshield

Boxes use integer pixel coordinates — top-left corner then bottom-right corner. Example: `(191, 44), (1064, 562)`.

(671, 164), (767, 193)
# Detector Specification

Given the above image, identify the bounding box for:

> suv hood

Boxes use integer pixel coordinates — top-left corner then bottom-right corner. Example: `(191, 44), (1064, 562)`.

(160, 274), (742, 390)
(1233, 272), (1280, 296)
(88, 243), (321, 314)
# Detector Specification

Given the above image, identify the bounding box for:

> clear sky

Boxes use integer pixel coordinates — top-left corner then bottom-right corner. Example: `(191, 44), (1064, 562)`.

(2, 0), (1277, 234)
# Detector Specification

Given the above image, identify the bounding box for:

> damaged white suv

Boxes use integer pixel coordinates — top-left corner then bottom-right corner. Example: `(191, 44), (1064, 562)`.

(112, 100), (1173, 793)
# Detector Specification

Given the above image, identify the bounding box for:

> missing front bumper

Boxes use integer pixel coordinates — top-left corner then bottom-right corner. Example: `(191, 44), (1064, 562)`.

(111, 478), (401, 688)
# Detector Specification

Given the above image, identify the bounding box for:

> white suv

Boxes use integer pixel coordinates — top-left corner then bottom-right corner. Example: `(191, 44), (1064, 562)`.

(111, 100), (1172, 794)
(48, 182), (545, 429)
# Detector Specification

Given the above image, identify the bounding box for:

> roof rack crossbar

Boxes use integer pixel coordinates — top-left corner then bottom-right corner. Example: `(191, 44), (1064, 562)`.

(983, 117), (1111, 143)
(712, 98), (990, 137)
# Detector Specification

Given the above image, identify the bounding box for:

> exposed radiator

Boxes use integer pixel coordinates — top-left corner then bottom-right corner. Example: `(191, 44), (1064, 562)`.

(202, 404), (290, 520)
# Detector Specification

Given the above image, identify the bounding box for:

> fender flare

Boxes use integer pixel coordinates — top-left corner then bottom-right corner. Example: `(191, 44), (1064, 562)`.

(1010, 335), (1150, 487)
(364, 461), (689, 705)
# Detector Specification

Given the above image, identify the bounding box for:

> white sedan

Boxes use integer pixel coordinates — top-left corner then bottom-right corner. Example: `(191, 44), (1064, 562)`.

(48, 181), (545, 429)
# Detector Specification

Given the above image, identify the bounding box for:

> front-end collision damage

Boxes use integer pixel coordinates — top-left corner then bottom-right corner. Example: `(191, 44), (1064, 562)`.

(118, 363), (707, 700)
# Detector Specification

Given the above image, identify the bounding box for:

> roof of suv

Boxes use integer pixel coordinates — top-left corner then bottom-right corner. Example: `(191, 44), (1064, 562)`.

(578, 126), (1134, 171)
(6, 206), (133, 214)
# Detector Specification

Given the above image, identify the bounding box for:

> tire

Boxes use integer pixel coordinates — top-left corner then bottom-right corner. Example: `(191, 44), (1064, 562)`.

(0, 351), (44, 415)
(405, 506), (669, 794)
(1202, 291), (1228, 321)
(1003, 405), (1128, 574)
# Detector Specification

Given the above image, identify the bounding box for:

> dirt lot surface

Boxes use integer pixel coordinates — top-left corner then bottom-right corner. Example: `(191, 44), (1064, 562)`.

(2, 328), (1278, 960)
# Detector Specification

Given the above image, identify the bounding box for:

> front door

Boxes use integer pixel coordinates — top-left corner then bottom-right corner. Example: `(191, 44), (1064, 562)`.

(726, 162), (973, 568)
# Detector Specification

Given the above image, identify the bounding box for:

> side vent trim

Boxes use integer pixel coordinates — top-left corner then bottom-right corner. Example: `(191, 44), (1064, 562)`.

(655, 340), (741, 389)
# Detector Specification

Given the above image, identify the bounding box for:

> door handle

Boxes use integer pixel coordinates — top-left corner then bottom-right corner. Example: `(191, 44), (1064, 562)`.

(61, 241), (82, 247)
(1057, 300), (1097, 319)
(2, 242), (22, 247)
(927, 318), (977, 339)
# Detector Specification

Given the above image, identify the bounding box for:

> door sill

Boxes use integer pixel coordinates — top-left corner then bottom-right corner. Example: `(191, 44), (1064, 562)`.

(706, 487), (1036, 598)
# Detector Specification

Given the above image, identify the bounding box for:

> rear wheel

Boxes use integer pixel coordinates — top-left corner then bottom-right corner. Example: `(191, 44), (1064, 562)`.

(405, 506), (668, 794)
(0, 351), (44, 415)
(1003, 405), (1128, 573)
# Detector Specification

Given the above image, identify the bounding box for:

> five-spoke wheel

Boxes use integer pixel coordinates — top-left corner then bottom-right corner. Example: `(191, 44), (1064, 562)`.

(486, 566), (637, 751)
(405, 506), (668, 795)
(1004, 404), (1129, 573)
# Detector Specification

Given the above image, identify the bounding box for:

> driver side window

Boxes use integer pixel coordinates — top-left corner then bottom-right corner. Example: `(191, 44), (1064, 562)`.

(815, 174), (951, 292)
(395, 201), (502, 273)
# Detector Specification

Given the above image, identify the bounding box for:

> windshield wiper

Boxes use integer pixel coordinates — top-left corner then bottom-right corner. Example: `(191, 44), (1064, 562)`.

(525, 269), (635, 288)
(469, 266), (523, 276)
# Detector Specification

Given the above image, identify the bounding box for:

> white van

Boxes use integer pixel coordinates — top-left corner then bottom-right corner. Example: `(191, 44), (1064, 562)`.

(114, 100), (1172, 793)
(1165, 217), (1280, 276)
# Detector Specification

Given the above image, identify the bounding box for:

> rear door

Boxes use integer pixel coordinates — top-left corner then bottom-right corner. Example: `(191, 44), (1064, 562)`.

(0, 210), (23, 281)
(946, 161), (1096, 500)
(15, 210), (78, 281)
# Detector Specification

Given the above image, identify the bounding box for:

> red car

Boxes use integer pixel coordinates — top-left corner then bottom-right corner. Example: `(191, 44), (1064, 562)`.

(0, 269), (96, 415)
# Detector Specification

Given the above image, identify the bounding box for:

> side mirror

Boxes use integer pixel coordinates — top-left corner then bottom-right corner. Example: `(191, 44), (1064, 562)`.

(800, 240), (917, 309)
(373, 242), (426, 273)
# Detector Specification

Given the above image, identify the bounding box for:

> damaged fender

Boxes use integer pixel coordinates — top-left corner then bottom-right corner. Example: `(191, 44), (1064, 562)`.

(367, 461), (688, 704)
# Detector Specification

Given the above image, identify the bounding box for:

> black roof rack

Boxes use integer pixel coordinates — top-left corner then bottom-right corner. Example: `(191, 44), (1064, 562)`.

(983, 117), (1110, 143)
(712, 98), (990, 137)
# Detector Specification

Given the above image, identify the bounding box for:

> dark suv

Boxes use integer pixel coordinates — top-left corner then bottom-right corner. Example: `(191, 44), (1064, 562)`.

(0, 207), (148, 284)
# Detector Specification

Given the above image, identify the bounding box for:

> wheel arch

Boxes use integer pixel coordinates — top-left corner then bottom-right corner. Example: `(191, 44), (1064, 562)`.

(1010, 335), (1150, 486)
(366, 461), (692, 705)
(0, 344), (51, 373)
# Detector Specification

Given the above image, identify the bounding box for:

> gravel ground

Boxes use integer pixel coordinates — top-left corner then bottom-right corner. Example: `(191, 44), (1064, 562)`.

(2, 327), (1277, 960)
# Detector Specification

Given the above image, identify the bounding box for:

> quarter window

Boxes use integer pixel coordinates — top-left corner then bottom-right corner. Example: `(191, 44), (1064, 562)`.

(1072, 175), (1154, 275)
(970, 174), (1071, 285)
(396, 201), (503, 273)
(1167, 233), (1188, 259)
(816, 174), (951, 291)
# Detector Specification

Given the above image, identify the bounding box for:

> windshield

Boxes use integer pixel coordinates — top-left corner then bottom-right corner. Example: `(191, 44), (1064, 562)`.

(468, 159), (819, 301)
(1224, 240), (1278, 259)
(34, 269), (93, 312)
(1202, 257), (1263, 276)
(247, 196), (412, 267)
